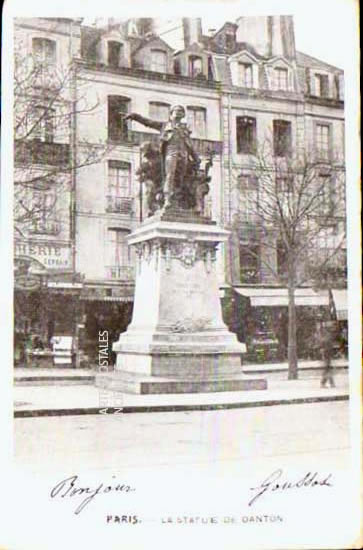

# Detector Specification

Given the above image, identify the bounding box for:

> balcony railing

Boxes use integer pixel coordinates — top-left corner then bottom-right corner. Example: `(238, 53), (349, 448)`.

(128, 131), (223, 155)
(15, 140), (70, 166)
(29, 220), (61, 236)
(106, 195), (133, 214)
(106, 265), (135, 281)
(79, 60), (218, 90)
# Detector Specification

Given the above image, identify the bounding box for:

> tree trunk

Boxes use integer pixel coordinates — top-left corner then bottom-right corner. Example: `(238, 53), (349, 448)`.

(287, 255), (298, 379)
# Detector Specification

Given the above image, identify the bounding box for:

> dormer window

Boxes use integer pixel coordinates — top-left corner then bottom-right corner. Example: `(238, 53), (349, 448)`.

(274, 67), (288, 91)
(189, 55), (203, 78)
(225, 32), (235, 51)
(314, 74), (329, 97)
(239, 63), (253, 88)
(108, 41), (123, 68)
(150, 49), (167, 73)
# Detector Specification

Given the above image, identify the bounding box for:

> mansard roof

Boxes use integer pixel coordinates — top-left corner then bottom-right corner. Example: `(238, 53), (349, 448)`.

(204, 37), (265, 59)
(296, 51), (343, 73)
(132, 34), (174, 54)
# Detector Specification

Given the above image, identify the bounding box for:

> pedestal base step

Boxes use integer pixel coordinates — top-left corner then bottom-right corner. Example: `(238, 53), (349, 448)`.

(96, 372), (267, 395)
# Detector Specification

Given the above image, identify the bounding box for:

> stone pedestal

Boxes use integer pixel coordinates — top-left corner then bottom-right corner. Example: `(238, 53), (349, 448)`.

(96, 212), (267, 395)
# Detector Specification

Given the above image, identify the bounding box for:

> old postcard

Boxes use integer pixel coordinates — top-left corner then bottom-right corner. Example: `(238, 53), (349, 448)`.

(1, 0), (361, 548)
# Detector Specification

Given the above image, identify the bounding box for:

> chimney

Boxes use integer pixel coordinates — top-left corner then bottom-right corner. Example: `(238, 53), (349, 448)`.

(236, 15), (296, 59)
(182, 18), (202, 48)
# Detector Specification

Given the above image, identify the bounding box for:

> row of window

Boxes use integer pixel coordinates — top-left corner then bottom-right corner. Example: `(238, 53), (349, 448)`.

(31, 37), (341, 99)
(31, 37), (206, 79)
(235, 170), (337, 225)
(27, 101), (332, 163)
(236, 116), (331, 159)
(239, 243), (296, 283)
(239, 63), (289, 91)
(237, 117), (293, 156)
(108, 96), (207, 140)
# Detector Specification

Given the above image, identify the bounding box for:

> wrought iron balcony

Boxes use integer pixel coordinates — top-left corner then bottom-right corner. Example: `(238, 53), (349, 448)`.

(29, 220), (61, 236)
(106, 265), (135, 281)
(79, 60), (218, 90)
(106, 195), (133, 214)
(15, 140), (70, 166)
(129, 131), (222, 155)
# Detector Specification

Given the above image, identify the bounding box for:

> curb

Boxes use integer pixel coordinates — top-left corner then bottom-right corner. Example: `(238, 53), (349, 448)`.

(14, 393), (349, 418)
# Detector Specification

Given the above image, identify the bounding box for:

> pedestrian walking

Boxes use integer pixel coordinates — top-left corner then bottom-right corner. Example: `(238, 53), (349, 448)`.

(320, 327), (336, 388)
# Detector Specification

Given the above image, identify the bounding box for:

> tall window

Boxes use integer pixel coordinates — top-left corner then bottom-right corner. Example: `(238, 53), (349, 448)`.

(314, 74), (329, 97)
(273, 120), (292, 157)
(274, 67), (288, 91)
(32, 38), (56, 86)
(32, 37), (56, 65)
(237, 175), (258, 222)
(31, 106), (55, 142)
(236, 117), (256, 154)
(239, 63), (253, 88)
(108, 41), (123, 68)
(149, 101), (170, 122)
(187, 106), (206, 138)
(189, 55), (203, 78)
(316, 123), (330, 160)
(316, 174), (333, 216)
(107, 229), (133, 280)
(107, 161), (132, 213)
(150, 49), (167, 73)
(277, 240), (288, 278)
(108, 96), (130, 141)
(239, 245), (260, 283)
(30, 189), (59, 235)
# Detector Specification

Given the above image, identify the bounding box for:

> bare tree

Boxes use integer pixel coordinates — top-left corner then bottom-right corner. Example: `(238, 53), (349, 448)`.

(14, 40), (112, 237)
(232, 138), (346, 379)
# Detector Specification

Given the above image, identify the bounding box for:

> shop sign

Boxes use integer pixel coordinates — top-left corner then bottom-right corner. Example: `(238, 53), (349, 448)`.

(14, 257), (47, 290)
(15, 240), (72, 269)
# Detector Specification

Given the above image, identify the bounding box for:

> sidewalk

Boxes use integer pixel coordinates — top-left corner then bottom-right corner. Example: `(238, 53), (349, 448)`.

(14, 358), (348, 385)
(14, 368), (349, 417)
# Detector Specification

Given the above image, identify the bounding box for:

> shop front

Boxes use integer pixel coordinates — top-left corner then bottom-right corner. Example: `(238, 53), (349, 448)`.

(14, 244), (83, 367)
(79, 285), (134, 367)
(225, 287), (332, 362)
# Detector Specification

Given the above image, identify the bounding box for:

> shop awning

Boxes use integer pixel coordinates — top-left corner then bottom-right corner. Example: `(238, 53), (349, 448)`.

(234, 288), (329, 307)
(332, 289), (348, 320)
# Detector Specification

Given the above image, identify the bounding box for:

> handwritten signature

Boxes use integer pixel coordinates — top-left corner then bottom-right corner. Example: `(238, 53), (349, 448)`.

(50, 475), (135, 514)
(249, 469), (333, 506)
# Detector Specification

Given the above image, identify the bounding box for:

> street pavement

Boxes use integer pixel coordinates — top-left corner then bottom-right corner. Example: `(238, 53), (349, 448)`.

(13, 359), (349, 416)
(13, 372), (349, 416)
(14, 400), (350, 473)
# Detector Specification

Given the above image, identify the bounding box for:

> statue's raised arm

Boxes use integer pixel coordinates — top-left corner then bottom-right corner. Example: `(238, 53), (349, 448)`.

(123, 112), (163, 132)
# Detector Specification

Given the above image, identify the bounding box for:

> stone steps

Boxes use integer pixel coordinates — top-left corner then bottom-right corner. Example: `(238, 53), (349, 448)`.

(96, 372), (267, 395)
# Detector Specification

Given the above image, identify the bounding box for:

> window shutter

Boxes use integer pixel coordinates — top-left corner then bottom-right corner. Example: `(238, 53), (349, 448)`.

(338, 74), (344, 101)
(309, 69), (316, 95)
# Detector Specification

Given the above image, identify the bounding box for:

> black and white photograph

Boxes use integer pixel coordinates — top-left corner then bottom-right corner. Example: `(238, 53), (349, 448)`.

(1, 0), (361, 548)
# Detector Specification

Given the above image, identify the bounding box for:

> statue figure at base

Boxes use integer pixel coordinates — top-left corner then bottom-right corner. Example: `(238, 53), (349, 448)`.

(124, 105), (213, 216)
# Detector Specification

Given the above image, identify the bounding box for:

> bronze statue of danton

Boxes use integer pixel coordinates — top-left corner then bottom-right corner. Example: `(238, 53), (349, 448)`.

(123, 105), (213, 216)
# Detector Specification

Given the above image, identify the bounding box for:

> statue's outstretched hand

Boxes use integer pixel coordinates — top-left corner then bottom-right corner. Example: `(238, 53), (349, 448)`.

(121, 113), (134, 121)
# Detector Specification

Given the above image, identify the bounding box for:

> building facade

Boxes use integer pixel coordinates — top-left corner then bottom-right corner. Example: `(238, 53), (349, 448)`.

(14, 16), (347, 366)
